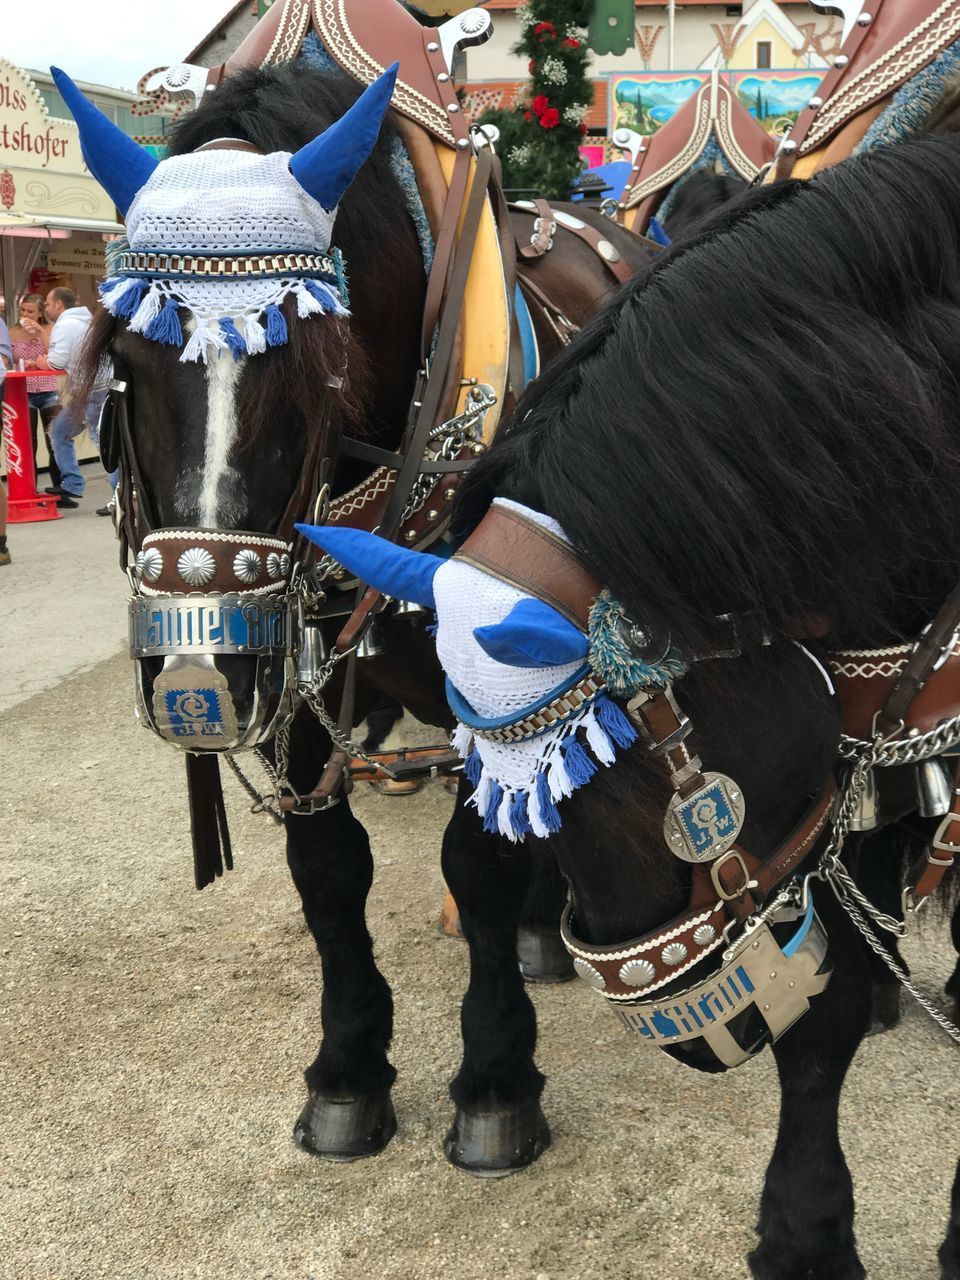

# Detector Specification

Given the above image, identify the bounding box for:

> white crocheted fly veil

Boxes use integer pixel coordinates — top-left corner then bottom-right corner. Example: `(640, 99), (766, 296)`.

(50, 63), (399, 364)
(436, 501), (638, 841)
(292, 499), (690, 843)
(100, 150), (349, 365)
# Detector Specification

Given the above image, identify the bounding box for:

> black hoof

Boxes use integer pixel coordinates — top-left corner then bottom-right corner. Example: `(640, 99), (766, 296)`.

(444, 1099), (551, 1177)
(517, 926), (575, 984)
(868, 983), (901, 1034)
(293, 1091), (396, 1162)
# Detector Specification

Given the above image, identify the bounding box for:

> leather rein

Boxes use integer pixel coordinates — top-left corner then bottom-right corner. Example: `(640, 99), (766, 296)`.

(451, 503), (960, 1001)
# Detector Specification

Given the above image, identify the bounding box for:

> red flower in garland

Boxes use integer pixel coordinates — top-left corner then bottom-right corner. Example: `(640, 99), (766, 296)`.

(562, 37), (581, 49)
(533, 20), (556, 37)
(539, 107), (560, 129)
(532, 94), (549, 117)
(524, 110), (533, 122)
(528, 59), (536, 74)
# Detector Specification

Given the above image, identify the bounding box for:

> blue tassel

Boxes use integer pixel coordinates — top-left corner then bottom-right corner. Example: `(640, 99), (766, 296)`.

(219, 318), (247, 361)
(596, 695), (638, 750)
(264, 304), (288, 347)
(508, 790), (533, 838)
(112, 280), (148, 317)
(100, 276), (124, 295)
(144, 295), (183, 346)
(464, 750), (482, 787)
(535, 770), (562, 834)
(563, 736), (597, 787)
(483, 781), (504, 834)
(305, 279), (339, 313)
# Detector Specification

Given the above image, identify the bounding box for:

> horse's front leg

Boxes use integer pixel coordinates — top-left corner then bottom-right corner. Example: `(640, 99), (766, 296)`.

(441, 780), (550, 1176)
(749, 889), (871, 1280)
(283, 716), (396, 1161)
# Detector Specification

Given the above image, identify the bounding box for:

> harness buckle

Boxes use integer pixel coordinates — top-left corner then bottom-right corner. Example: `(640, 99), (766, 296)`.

(710, 851), (759, 903)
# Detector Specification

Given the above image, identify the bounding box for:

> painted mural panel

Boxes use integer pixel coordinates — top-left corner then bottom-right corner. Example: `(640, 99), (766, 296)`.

(609, 70), (824, 136)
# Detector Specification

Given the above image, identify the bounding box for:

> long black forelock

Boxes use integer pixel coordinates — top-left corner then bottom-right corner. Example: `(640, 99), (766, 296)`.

(455, 133), (960, 653)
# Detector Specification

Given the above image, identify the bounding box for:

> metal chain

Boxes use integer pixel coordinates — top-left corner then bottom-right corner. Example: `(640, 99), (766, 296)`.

(223, 721), (291, 821)
(838, 713), (960, 766)
(826, 867), (960, 1045)
(815, 739), (960, 1045)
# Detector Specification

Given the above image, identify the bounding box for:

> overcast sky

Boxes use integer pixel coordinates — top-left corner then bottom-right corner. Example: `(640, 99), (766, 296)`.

(6, 0), (237, 92)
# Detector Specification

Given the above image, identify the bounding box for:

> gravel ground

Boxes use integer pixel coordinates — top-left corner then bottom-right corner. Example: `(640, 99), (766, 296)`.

(1, 471), (958, 1280)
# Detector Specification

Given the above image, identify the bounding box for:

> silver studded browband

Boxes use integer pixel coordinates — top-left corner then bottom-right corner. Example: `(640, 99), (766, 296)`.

(115, 250), (339, 280)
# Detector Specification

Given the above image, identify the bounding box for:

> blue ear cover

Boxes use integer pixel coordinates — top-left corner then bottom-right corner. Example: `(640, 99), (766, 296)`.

(473, 598), (589, 668)
(294, 523), (442, 608)
(50, 67), (159, 216)
(288, 63), (399, 210)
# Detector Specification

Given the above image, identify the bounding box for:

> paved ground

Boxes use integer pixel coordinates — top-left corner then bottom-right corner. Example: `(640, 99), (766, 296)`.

(1, 464), (958, 1279)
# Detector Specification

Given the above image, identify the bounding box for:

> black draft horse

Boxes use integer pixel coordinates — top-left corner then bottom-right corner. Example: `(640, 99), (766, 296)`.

(75, 62), (649, 1169)
(450, 134), (960, 1278)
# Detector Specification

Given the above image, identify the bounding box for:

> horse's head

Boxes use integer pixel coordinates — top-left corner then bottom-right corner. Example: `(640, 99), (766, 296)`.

(58, 63), (404, 752)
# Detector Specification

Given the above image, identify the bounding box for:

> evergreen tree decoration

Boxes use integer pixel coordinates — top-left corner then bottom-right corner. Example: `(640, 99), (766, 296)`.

(477, 0), (594, 199)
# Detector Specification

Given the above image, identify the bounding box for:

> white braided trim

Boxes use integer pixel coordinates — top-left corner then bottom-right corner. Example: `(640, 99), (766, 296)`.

(829, 642), (960, 680)
(138, 580), (284, 599)
(599, 934), (727, 1001)
(802, 1), (960, 154)
(562, 903), (720, 962)
(624, 93), (712, 210)
(314, 0), (457, 145)
(142, 530), (291, 549)
(264, 0), (311, 65)
(329, 467), (394, 518)
(715, 92), (764, 182)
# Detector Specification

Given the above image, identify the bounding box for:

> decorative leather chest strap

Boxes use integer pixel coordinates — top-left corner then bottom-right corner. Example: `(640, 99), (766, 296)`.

(454, 504), (601, 632)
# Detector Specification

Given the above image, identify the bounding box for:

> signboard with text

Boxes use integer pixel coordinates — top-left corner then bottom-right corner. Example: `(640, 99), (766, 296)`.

(0, 60), (115, 223)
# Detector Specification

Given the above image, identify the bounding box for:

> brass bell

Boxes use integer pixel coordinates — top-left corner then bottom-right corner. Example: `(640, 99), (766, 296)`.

(915, 759), (954, 818)
(297, 623), (330, 688)
(847, 765), (879, 832)
(393, 599), (429, 622)
(356, 619), (387, 659)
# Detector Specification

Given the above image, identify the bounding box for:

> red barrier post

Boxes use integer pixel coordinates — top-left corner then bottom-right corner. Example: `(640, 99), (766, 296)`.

(2, 370), (62, 523)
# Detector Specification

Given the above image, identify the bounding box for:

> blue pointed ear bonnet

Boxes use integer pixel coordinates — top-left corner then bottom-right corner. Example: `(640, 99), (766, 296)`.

(295, 502), (686, 843)
(51, 64), (398, 363)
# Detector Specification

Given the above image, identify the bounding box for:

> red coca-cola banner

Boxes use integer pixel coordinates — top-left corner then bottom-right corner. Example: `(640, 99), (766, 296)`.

(2, 371), (62, 522)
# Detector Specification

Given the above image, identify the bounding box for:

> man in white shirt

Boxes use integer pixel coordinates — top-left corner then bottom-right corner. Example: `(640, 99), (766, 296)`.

(36, 287), (98, 507)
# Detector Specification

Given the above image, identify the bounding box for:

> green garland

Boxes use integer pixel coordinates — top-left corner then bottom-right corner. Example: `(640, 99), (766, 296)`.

(478, 0), (593, 200)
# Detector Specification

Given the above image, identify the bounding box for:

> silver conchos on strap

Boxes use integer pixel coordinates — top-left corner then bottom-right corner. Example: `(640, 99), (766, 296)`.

(663, 770), (745, 863)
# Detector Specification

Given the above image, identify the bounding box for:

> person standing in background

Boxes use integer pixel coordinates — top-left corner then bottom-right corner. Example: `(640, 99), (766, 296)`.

(35, 287), (94, 509)
(10, 293), (62, 490)
(0, 315), (13, 565)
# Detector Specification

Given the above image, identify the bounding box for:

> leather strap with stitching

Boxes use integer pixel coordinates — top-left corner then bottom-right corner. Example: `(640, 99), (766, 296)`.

(454, 502), (601, 632)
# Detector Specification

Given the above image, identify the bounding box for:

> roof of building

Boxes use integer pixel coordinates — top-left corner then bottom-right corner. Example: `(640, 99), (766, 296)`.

(184, 0), (252, 63)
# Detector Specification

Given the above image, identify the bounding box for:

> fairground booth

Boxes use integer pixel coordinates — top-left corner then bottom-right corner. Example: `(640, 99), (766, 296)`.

(0, 59), (167, 475)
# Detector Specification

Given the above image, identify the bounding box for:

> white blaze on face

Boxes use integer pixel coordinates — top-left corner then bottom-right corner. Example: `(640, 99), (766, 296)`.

(199, 346), (244, 527)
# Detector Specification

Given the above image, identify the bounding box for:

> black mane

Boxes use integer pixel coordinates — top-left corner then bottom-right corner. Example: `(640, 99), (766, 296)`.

(455, 134), (960, 650)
